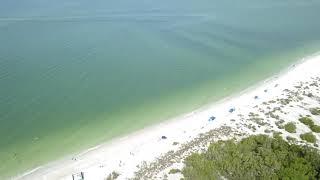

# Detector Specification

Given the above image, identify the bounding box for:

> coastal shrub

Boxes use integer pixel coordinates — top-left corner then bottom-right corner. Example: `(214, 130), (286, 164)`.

(182, 135), (320, 180)
(297, 96), (304, 101)
(264, 129), (272, 133)
(275, 120), (285, 129)
(273, 131), (283, 140)
(310, 108), (320, 115)
(284, 122), (296, 133)
(182, 152), (219, 179)
(310, 125), (320, 133)
(299, 117), (314, 127)
(270, 113), (280, 120)
(169, 168), (181, 174)
(298, 117), (320, 133)
(300, 133), (317, 143)
(286, 136), (297, 143)
(106, 171), (120, 180)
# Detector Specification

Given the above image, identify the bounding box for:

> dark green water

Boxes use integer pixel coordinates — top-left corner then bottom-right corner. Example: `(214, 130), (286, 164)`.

(1, 0), (320, 178)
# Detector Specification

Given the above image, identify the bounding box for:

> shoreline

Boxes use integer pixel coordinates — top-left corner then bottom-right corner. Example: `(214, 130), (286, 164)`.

(16, 52), (320, 180)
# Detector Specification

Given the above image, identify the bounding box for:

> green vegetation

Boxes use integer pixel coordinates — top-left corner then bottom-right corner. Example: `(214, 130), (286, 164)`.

(299, 117), (320, 133)
(173, 142), (179, 146)
(310, 108), (320, 115)
(264, 129), (272, 133)
(307, 93), (313, 97)
(273, 131), (282, 139)
(311, 125), (320, 133)
(299, 117), (314, 126)
(182, 135), (320, 180)
(169, 169), (181, 174)
(275, 119), (285, 130)
(286, 136), (297, 143)
(300, 132), (317, 143)
(106, 171), (120, 180)
(284, 122), (296, 133)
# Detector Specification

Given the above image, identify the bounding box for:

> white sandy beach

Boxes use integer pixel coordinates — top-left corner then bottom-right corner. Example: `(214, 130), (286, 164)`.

(17, 53), (320, 180)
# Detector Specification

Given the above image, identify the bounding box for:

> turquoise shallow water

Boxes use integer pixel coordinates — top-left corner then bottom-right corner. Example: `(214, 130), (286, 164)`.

(1, 0), (320, 178)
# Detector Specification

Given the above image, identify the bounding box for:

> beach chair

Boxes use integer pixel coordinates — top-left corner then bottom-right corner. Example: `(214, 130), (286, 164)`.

(229, 108), (235, 113)
(161, 136), (167, 140)
(208, 116), (216, 121)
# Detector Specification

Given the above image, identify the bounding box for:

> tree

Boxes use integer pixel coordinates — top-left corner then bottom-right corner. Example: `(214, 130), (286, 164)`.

(182, 135), (320, 180)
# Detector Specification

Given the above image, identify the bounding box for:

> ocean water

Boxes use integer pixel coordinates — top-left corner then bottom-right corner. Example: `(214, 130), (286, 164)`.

(1, 0), (320, 178)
